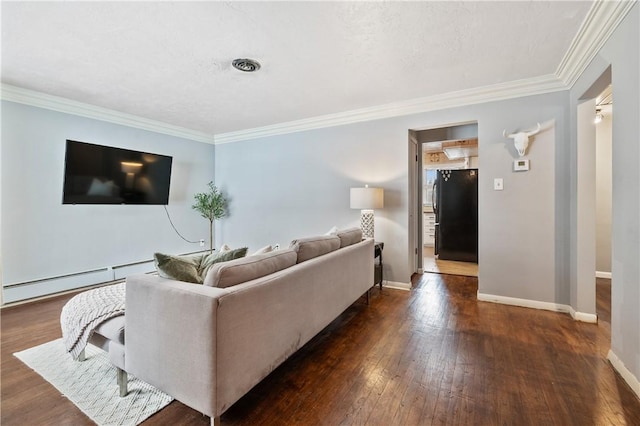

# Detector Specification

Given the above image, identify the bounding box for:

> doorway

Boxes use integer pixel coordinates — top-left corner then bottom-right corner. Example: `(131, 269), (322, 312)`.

(575, 66), (612, 323)
(412, 123), (479, 277)
(595, 85), (612, 327)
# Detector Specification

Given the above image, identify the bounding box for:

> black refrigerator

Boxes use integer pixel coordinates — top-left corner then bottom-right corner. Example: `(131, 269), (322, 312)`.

(432, 169), (478, 263)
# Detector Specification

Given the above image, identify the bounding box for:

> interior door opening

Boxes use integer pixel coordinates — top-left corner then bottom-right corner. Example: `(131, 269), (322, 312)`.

(575, 65), (611, 325)
(595, 85), (612, 332)
(410, 122), (479, 277)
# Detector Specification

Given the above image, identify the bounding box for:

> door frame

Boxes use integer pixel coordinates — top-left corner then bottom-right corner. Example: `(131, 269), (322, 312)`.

(408, 120), (478, 275)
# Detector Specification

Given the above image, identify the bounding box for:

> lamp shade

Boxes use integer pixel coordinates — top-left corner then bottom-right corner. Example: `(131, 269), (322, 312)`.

(350, 187), (384, 210)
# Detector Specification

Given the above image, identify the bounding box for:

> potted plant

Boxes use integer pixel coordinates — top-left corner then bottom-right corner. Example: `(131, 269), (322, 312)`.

(192, 181), (227, 252)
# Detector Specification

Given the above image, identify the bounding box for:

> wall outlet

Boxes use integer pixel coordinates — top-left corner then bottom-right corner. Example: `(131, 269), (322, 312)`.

(494, 178), (504, 191)
(199, 239), (205, 247)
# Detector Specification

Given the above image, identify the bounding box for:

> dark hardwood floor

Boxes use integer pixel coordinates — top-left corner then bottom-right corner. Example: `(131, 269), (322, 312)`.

(2, 274), (639, 425)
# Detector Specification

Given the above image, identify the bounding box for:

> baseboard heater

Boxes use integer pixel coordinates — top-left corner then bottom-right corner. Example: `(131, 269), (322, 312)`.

(2, 259), (156, 304)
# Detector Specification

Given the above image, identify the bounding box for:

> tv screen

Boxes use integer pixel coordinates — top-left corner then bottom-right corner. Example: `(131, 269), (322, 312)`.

(62, 140), (173, 205)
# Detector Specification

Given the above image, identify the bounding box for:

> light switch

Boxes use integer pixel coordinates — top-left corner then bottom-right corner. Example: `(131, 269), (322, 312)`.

(494, 178), (504, 191)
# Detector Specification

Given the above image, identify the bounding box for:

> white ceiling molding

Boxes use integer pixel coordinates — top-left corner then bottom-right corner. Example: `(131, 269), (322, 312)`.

(3, 1), (634, 146)
(0, 84), (216, 144)
(556, 0), (637, 87)
(214, 74), (565, 144)
(215, 0), (637, 145)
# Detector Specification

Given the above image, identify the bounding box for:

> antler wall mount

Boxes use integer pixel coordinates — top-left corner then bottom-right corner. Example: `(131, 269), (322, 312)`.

(502, 123), (542, 158)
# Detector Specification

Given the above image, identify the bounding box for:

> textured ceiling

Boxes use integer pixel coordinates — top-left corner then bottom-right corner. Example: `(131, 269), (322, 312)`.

(1, 1), (593, 136)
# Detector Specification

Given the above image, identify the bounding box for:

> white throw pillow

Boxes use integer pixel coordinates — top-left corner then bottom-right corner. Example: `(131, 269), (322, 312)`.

(252, 245), (273, 256)
(325, 226), (339, 236)
(219, 244), (231, 253)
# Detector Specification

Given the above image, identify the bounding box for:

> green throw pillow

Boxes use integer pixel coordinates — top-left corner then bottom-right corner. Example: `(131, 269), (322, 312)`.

(154, 252), (204, 284)
(200, 247), (248, 277)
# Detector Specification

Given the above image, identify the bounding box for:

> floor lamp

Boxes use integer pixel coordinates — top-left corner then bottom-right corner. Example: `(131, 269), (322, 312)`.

(350, 185), (384, 240)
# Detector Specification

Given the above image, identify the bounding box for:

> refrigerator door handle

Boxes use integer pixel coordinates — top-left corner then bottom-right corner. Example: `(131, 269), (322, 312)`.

(432, 181), (438, 217)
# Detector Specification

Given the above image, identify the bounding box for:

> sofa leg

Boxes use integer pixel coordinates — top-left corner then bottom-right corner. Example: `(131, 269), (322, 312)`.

(117, 367), (128, 397)
(77, 348), (86, 361)
(211, 416), (221, 426)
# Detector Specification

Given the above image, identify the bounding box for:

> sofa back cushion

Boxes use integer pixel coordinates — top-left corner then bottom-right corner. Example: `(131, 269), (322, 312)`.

(336, 227), (362, 248)
(289, 235), (341, 263)
(204, 249), (297, 288)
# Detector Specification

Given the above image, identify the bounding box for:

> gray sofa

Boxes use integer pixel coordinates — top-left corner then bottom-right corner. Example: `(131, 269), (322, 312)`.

(125, 232), (373, 425)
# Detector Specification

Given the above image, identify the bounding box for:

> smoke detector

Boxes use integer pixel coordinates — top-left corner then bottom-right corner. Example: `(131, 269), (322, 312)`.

(232, 58), (261, 72)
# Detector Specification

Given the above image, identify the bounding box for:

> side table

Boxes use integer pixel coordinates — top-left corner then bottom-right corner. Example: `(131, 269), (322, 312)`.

(374, 241), (384, 289)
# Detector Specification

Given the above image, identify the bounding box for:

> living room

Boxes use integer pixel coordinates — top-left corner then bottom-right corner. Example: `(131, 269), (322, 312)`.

(2, 1), (639, 425)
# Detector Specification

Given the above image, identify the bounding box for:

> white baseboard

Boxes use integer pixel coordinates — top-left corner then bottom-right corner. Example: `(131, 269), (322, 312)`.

(477, 292), (597, 323)
(608, 349), (640, 399)
(568, 307), (598, 323)
(596, 271), (612, 279)
(383, 281), (411, 291)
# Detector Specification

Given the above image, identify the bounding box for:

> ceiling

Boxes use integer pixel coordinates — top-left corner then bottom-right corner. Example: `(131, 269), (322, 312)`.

(1, 1), (593, 138)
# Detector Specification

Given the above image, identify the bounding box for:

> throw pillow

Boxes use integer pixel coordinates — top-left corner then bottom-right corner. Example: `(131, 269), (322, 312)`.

(154, 252), (204, 284)
(252, 245), (273, 256)
(219, 244), (232, 253)
(325, 226), (338, 236)
(200, 247), (248, 278)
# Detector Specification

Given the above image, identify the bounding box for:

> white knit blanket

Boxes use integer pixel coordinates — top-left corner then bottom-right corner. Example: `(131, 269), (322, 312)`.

(60, 282), (126, 360)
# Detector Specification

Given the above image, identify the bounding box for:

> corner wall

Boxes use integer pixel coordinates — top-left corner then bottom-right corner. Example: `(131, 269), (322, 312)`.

(1, 101), (215, 302)
(570, 3), (640, 395)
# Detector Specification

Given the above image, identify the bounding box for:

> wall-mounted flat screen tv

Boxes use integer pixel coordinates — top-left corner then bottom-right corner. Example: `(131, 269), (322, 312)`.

(62, 140), (173, 205)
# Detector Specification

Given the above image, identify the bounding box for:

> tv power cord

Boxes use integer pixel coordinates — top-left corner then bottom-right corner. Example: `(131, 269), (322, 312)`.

(163, 205), (201, 244)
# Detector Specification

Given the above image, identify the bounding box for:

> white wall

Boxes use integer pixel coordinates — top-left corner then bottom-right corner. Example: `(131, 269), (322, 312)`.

(215, 91), (566, 301)
(0, 101), (3, 304)
(214, 119), (410, 284)
(595, 112), (612, 274)
(570, 3), (640, 393)
(1, 101), (215, 302)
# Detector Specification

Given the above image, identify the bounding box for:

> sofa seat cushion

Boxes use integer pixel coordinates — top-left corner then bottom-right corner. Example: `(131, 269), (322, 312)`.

(93, 315), (125, 344)
(289, 235), (340, 263)
(204, 249), (297, 288)
(336, 227), (362, 248)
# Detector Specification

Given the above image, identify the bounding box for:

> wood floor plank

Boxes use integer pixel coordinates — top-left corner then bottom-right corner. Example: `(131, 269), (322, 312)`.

(2, 274), (639, 425)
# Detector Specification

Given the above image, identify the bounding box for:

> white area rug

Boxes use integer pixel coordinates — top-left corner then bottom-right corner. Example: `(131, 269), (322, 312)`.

(14, 339), (173, 425)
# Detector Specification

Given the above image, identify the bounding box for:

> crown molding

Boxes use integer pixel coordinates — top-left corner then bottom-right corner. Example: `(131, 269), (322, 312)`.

(3, 1), (634, 146)
(214, 74), (565, 144)
(556, 0), (637, 87)
(0, 84), (216, 144)
(215, 0), (636, 144)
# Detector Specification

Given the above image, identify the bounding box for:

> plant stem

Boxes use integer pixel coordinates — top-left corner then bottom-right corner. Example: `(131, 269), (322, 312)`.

(209, 219), (214, 253)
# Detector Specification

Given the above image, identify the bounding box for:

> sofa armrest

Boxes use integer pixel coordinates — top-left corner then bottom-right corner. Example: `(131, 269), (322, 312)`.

(125, 274), (229, 418)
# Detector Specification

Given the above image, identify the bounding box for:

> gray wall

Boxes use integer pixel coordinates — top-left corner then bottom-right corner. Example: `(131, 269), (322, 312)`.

(213, 118), (410, 283)
(215, 90), (567, 301)
(1, 101), (215, 302)
(570, 4), (639, 386)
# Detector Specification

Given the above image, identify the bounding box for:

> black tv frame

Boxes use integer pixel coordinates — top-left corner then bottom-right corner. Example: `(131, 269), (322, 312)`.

(62, 140), (173, 205)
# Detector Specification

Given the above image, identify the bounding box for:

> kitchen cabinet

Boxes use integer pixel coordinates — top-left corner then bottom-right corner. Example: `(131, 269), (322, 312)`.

(423, 210), (436, 247)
